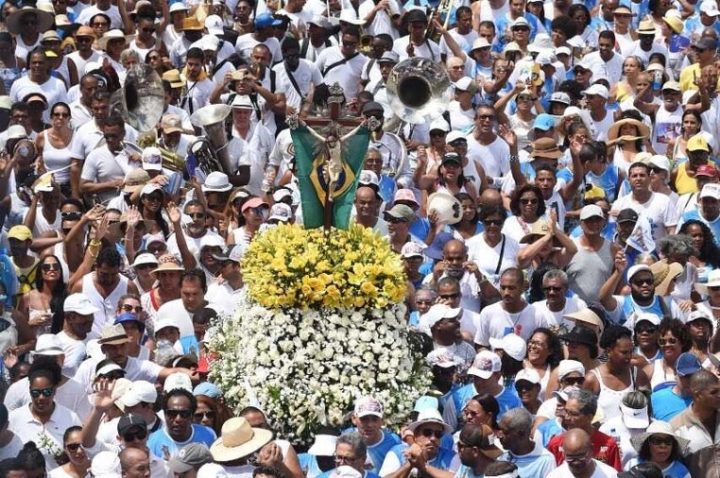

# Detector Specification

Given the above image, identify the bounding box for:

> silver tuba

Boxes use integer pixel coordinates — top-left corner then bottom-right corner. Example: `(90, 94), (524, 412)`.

(189, 104), (233, 177)
(385, 57), (452, 125)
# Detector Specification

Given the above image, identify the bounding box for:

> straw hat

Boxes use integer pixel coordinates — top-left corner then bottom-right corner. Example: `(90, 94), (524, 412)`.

(607, 118), (650, 145)
(630, 420), (689, 454)
(97, 29), (134, 50)
(6, 6), (54, 35)
(695, 269), (720, 296)
(519, 219), (561, 247)
(182, 16), (204, 31)
(650, 259), (683, 297)
(663, 13), (684, 34)
(210, 417), (273, 463)
(152, 260), (184, 275)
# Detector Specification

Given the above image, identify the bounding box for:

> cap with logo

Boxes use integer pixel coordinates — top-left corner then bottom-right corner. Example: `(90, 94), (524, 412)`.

(354, 396), (384, 418)
(169, 444), (214, 474)
(675, 352), (702, 376)
(617, 208), (639, 224)
(467, 350), (502, 379)
(489, 334), (526, 362)
(700, 183), (720, 200)
(688, 134), (710, 152)
(117, 413), (147, 436)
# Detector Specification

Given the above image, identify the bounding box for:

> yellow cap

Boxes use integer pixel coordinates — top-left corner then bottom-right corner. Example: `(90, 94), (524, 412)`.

(8, 225), (32, 241)
(688, 134), (710, 152)
(584, 184), (606, 201)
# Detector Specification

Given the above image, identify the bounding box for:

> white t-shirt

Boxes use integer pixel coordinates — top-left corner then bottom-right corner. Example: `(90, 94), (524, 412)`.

(547, 460), (618, 478)
(235, 34), (282, 64)
(55, 330), (88, 377)
(272, 60), (323, 111)
(466, 233), (520, 286)
(392, 36), (441, 62)
(206, 282), (247, 318)
(315, 46), (366, 101)
(75, 5), (122, 28)
(473, 301), (545, 345)
(466, 134), (510, 184)
(534, 296), (588, 330)
(611, 191), (676, 242)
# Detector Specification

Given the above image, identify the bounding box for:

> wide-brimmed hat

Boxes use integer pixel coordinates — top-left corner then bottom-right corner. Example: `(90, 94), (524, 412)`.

(650, 259), (683, 296)
(530, 137), (562, 159)
(152, 260), (185, 275)
(607, 118), (650, 145)
(407, 408), (452, 434)
(98, 324), (130, 345)
(559, 325), (597, 347)
(427, 192), (462, 225)
(210, 417), (273, 463)
(630, 420), (689, 453)
(519, 219), (561, 247)
(97, 29), (134, 50)
(563, 308), (604, 334)
(6, 7), (54, 35)
(695, 269), (720, 295)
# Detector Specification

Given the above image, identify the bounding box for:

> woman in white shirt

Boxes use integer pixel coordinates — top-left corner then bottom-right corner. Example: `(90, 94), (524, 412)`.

(49, 426), (91, 477)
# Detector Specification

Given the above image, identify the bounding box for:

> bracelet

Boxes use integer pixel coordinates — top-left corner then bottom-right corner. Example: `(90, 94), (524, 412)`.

(90, 239), (102, 247)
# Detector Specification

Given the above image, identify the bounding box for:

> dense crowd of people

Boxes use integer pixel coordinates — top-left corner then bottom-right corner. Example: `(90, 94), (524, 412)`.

(1, 0), (720, 477)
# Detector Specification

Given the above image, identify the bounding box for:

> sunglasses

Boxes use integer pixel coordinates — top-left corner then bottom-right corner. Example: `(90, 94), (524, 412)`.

(562, 377), (585, 386)
(631, 278), (653, 286)
(430, 131), (446, 137)
(649, 435), (673, 446)
(188, 213), (206, 219)
(66, 443), (83, 452)
(122, 429), (148, 442)
(478, 114), (496, 121)
(166, 409), (192, 419)
(658, 337), (678, 346)
(61, 211), (82, 220)
(41, 263), (60, 272)
(636, 325), (657, 334)
(520, 198), (538, 205)
(419, 428), (444, 439)
(121, 304), (143, 313)
(30, 387), (53, 398)
(194, 410), (216, 420)
(482, 219), (503, 226)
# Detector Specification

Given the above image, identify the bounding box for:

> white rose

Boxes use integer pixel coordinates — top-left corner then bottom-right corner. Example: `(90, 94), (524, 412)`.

(359, 331), (373, 342)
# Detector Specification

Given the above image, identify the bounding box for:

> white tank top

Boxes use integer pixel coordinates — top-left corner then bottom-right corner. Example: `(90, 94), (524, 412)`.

(591, 368), (634, 422)
(81, 272), (129, 339)
(42, 130), (72, 184)
(650, 357), (676, 392)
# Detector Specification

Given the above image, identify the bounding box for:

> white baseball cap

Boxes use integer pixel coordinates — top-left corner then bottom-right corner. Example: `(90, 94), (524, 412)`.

(700, 183), (720, 200)
(582, 84), (609, 99)
(33, 334), (65, 356)
(354, 396), (383, 418)
(164, 372), (193, 393)
(627, 264), (652, 282)
(489, 334), (527, 362)
(118, 380), (158, 408)
(514, 368), (541, 385)
(132, 252), (159, 268)
(579, 204), (604, 221)
(467, 350), (502, 379)
(64, 293), (100, 315)
(557, 359), (585, 379)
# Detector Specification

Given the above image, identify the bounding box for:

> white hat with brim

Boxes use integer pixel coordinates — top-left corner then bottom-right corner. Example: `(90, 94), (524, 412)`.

(307, 434), (337, 456)
(97, 29), (135, 50)
(407, 408), (452, 434)
(170, 2), (189, 12)
(620, 403), (650, 429)
(210, 417), (273, 462)
(6, 7), (54, 35)
(563, 308), (604, 333)
(630, 420), (689, 453)
(32, 334), (65, 356)
(695, 269), (720, 295)
(152, 261), (185, 274)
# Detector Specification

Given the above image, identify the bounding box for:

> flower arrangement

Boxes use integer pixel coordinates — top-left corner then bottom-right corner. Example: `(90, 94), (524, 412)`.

(241, 224), (407, 309)
(209, 225), (431, 444)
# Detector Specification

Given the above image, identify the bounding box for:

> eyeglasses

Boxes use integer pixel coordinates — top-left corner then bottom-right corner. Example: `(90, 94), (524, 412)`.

(52, 112), (70, 118)
(658, 337), (678, 346)
(30, 387), (53, 398)
(41, 263), (60, 272)
(631, 278), (653, 286)
(562, 377), (585, 386)
(121, 304), (143, 313)
(188, 212), (206, 219)
(520, 198), (538, 205)
(122, 429), (148, 442)
(636, 325), (657, 334)
(482, 219), (503, 226)
(335, 455), (358, 464)
(419, 428), (444, 439)
(165, 409), (192, 419)
(66, 443), (83, 452)
(194, 410), (216, 421)
(649, 435), (673, 446)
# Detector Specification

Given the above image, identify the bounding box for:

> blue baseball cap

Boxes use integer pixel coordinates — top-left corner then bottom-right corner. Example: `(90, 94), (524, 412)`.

(193, 382), (221, 399)
(676, 352), (702, 377)
(114, 312), (142, 325)
(413, 396), (439, 413)
(533, 113), (556, 131)
(255, 12), (282, 29)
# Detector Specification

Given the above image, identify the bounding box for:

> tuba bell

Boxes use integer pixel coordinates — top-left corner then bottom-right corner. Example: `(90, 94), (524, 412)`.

(189, 104), (233, 177)
(385, 57), (452, 125)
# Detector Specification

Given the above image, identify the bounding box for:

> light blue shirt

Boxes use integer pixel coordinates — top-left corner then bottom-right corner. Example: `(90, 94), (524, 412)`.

(651, 387), (693, 422)
(500, 441), (557, 477)
(148, 424), (216, 459)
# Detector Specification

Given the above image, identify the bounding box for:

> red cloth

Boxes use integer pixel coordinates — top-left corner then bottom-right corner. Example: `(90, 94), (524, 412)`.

(547, 430), (623, 472)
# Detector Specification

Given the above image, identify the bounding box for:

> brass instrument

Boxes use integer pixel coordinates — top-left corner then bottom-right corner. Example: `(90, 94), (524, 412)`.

(385, 57), (452, 124)
(189, 104), (233, 177)
(426, 0), (453, 40)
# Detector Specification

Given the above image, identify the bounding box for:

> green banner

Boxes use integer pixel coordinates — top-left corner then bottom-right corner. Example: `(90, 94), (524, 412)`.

(291, 124), (370, 229)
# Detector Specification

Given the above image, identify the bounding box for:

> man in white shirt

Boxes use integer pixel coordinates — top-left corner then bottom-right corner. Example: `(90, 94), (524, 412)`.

(179, 48), (215, 116)
(55, 293), (97, 377)
(466, 103), (510, 187)
(235, 12), (283, 63)
(206, 245), (248, 317)
(581, 31), (623, 85)
(534, 269), (587, 330)
(611, 162), (676, 242)
(156, 270), (209, 338)
(273, 37), (323, 113)
(474, 268), (544, 344)
(76, 0), (122, 28)
(315, 26), (366, 102)
(392, 9), (440, 62)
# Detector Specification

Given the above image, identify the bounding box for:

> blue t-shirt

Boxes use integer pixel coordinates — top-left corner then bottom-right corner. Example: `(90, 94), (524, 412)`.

(537, 417), (564, 447)
(651, 387), (693, 422)
(448, 383), (522, 427)
(386, 443), (456, 471)
(148, 424), (216, 459)
(339, 428), (401, 474)
(299, 454), (327, 478)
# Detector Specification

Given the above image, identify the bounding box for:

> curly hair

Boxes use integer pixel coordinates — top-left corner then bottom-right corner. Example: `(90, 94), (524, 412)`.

(678, 220), (720, 268)
(509, 184), (547, 217)
(658, 318), (692, 352)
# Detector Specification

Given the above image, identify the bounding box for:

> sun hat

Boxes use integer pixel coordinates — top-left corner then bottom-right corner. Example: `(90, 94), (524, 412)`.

(407, 408), (452, 434)
(394, 188), (419, 206)
(64, 293), (100, 315)
(202, 171), (232, 192)
(98, 324), (130, 345)
(427, 192), (462, 225)
(467, 350), (502, 379)
(695, 269), (720, 295)
(563, 308), (604, 333)
(637, 18), (657, 34)
(97, 29), (133, 50)
(182, 16), (204, 30)
(470, 37), (491, 51)
(662, 12), (684, 34)
(530, 137), (562, 159)
(489, 334), (527, 362)
(132, 252), (159, 268)
(630, 420), (689, 453)
(6, 6), (54, 35)
(650, 259), (683, 296)
(123, 169), (150, 193)
(210, 417), (273, 462)
(519, 219), (561, 246)
(161, 70), (186, 90)
(607, 118), (651, 145)
(559, 326), (597, 348)
(152, 260), (184, 274)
